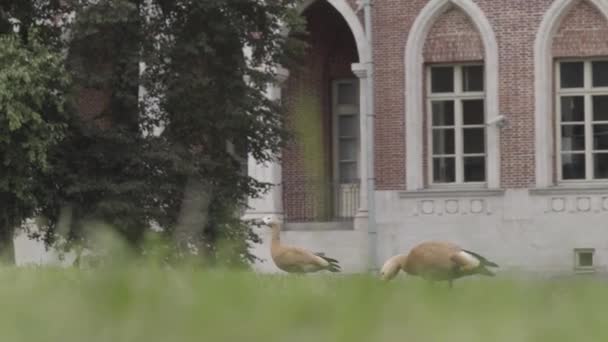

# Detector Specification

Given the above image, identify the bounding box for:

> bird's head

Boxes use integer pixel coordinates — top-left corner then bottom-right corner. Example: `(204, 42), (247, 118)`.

(261, 216), (272, 225)
(379, 255), (406, 281)
(259, 216), (280, 229)
(379, 266), (399, 281)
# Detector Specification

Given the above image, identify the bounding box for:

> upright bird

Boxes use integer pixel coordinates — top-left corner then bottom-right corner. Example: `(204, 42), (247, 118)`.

(260, 216), (341, 274)
(380, 241), (498, 287)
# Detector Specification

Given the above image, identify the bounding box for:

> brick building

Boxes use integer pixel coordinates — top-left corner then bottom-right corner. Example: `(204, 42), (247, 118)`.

(247, 0), (608, 275)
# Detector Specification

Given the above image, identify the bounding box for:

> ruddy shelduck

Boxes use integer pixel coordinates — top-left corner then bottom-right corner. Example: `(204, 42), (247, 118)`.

(261, 216), (341, 274)
(380, 241), (498, 287)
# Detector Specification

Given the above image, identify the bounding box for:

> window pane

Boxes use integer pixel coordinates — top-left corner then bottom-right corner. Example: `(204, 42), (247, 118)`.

(561, 96), (585, 122)
(432, 101), (454, 126)
(338, 115), (358, 137)
(463, 128), (485, 154)
(561, 125), (585, 151)
(594, 153), (608, 179)
(431, 67), (454, 93)
(432, 129), (455, 154)
(464, 156), (486, 182)
(592, 61), (608, 87)
(337, 83), (357, 105)
(593, 95), (608, 121)
(560, 62), (584, 88)
(433, 157), (455, 183)
(339, 139), (357, 161)
(594, 124), (608, 150)
(561, 153), (586, 180)
(339, 162), (357, 183)
(462, 99), (484, 125)
(462, 65), (484, 92)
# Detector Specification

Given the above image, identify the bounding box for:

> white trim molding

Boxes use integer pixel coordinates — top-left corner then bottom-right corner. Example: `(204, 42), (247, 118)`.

(352, 62), (370, 215)
(244, 70), (291, 220)
(399, 188), (504, 198)
(404, 0), (500, 190)
(534, 0), (608, 188)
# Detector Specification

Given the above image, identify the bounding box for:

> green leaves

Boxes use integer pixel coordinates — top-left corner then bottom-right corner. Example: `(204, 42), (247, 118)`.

(0, 24), (69, 262)
(134, 0), (301, 265)
(0, 0), (303, 267)
(0, 33), (68, 166)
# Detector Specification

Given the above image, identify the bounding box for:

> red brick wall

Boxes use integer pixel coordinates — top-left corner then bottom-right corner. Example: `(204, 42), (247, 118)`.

(283, 0), (608, 198)
(373, 0), (424, 190)
(372, 0), (608, 190)
(374, 0), (556, 189)
(423, 7), (484, 63)
(553, 1), (608, 57)
(477, 0), (553, 188)
(76, 87), (112, 126)
(71, 30), (118, 130)
(282, 0), (358, 221)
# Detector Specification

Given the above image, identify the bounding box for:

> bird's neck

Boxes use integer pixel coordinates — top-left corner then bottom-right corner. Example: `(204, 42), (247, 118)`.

(270, 223), (281, 245)
(396, 254), (409, 270)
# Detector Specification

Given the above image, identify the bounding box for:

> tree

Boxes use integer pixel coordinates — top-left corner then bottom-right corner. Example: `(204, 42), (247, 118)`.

(137, 0), (303, 265)
(33, 0), (304, 267)
(0, 26), (70, 263)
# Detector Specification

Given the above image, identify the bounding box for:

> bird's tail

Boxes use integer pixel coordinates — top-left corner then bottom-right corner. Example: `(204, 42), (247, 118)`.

(476, 266), (495, 277)
(316, 253), (341, 273)
(463, 249), (499, 268)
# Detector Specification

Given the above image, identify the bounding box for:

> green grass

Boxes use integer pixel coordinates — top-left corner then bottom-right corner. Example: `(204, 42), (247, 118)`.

(0, 266), (606, 342)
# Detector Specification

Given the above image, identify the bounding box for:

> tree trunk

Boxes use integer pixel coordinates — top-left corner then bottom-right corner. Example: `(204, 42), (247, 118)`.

(174, 177), (212, 260)
(0, 8), (11, 34)
(0, 226), (15, 265)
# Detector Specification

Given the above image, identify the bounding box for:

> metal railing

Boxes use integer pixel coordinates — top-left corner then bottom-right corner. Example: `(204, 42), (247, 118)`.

(283, 179), (360, 223)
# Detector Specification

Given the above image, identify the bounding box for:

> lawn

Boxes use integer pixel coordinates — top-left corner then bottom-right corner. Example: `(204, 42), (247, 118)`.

(0, 265), (605, 342)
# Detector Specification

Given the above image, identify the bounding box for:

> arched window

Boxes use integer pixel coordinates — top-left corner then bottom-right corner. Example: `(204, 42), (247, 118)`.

(405, 0), (499, 190)
(534, 0), (608, 187)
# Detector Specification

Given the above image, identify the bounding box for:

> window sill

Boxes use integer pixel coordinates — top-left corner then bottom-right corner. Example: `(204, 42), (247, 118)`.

(574, 267), (596, 275)
(529, 184), (608, 196)
(399, 188), (505, 198)
(283, 221), (354, 231)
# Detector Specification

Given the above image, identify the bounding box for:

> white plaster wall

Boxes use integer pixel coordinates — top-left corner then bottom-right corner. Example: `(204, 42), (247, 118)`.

(16, 187), (608, 276)
(13, 231), (72, 266)
(15, 227), (368, 272)
(251, 188), (608, 276)
(375, 189), (608, 276)
(245, 156), (283, 218)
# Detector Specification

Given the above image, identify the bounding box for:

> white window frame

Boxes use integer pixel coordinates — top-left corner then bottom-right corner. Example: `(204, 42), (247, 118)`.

(332, 79), (360, 185)
(556, 59), (608, 183)
(427, 64), (487, 186)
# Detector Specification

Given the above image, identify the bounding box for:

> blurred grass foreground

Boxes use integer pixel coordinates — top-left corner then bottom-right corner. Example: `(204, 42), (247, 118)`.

(1, 261), (606, 342)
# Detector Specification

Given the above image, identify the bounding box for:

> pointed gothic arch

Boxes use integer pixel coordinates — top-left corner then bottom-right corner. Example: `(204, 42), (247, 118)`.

(297, 0), (370, 63)
(404, 0), (500, 190)
(534, 0), (608, 187)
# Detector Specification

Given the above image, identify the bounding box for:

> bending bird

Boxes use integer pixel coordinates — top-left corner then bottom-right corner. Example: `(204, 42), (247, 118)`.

(380, 241), (498, 287)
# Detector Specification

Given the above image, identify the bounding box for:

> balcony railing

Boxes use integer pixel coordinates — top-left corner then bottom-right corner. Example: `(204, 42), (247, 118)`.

(283, 180), (360, 223)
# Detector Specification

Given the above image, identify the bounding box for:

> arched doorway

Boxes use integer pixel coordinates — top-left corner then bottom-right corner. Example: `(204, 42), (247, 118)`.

(282, 0), (362, 225)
